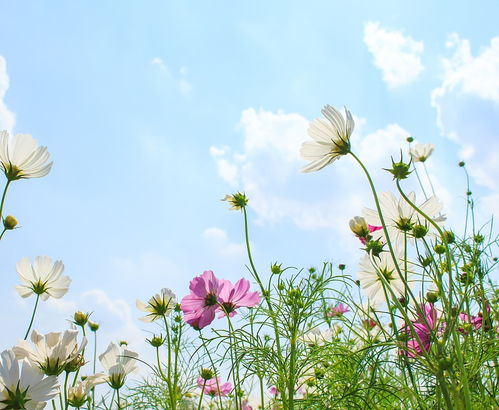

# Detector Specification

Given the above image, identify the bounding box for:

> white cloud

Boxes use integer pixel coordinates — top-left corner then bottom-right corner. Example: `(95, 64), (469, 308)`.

(202, 227), (245, 257)
(0, 56), (15, 133)
(431, 34), (499, 216)
(364, 22), (425, 88)
(151, 57), (192, 97)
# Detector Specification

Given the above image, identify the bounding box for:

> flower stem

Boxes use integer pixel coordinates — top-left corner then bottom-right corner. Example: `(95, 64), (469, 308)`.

(197, 380), (206, 410)
(0, 179), (11, 224)
(24, 294), (40, 340)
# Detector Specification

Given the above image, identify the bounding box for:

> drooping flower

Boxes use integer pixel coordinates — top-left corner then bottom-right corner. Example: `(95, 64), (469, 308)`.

(99, 342), (138, 390)
(363, 192), (445, 247)
(0, 131), (53, 181)
(66, 374), (106, 408)
(197, 377), (233, 397)
(218, 278), (261, 317)
(15, 256), (71, 301)
(300, 105), (354, 173)
(136, 288), (177, 322)
(400, 303), (439, 357)
(358, 251), (410, 305)
(13, 329), (87, 376)
(409, 143), (434, 163)
(327, 303), (349, 318)
(0, 349), (59, 410)
(180, 270), (224, 329)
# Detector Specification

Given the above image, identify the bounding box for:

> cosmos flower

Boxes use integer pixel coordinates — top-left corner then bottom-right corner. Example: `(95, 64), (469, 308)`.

(0, 131), (52, 181)
(409, 143), (434, 163)
(300, 326), (341, 346)
(180, 270), (224, 329)
(197, 377), (233, 397)
(218, 278), (261, 318)
(0, 349), (59, 410)
(327, 303), (349, 318)
(66, 374), (106, 408)
(363, 192), (445, 247)
(401, 303), (439, 357)
(358, 251), (410, 305)
(13, 330), (86, 377)
(300, 105), (354, 173)
(99, 342), (138, 390)
(136, 288), (177, 322)
(15, 256), (71, 301)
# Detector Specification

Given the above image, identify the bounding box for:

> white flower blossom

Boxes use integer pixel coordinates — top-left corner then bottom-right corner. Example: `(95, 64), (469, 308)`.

(409, 143), (434, 163)
(136, 288), (177, 322)
(99, 343), (138, 390)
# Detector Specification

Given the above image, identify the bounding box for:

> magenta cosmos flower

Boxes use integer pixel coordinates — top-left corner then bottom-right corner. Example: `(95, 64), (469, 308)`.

(458, 303), (491, 334)
(327, 303), (350, 318)
(197, 377), (233, 397)
(401, 303), (439, 357)
(218, 278), (261, 318)
(181, 270), (224, 329)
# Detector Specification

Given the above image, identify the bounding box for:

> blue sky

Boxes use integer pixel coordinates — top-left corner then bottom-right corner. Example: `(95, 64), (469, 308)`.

(0, 0), (498, 367)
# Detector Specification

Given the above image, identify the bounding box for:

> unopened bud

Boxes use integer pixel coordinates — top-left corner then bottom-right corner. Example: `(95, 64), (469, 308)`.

(88, 321), (99, 332)
(412, 224), (428, 239)
(3, 215), (17, 230)
(200, 368), (214, 380)
(441, 230), (455, 244)
(426, 291), (439, 303)
(73, 311), (90, 327)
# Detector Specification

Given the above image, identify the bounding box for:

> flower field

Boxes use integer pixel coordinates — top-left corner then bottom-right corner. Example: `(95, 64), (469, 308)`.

(0, 104), (497, 410)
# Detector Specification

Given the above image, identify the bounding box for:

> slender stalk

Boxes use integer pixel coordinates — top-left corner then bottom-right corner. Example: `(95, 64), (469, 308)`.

(0, 228), (7, 241)
(24, 294), (40, 340)
(64, 372), (69, 410)
(0, 179), (11, 223)
(92, 330), (97, 410)
(199, 331), (224, 410)
(422, 162), (436, 197)
(163, 315), (175, 409)
(224, 312), (241, 410)
(116, 388), (121, 410)
(197, 380), (206, 410)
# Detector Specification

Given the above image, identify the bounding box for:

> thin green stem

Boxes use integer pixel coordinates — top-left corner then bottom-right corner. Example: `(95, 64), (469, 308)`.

(163, 315), (175, 409)
(24, 294), (40, 340)
(92, 331), (97, 410)
(0, 179), (11, 223)
(64, 372), (69, 410)
(422, 162), (436, 197)
(199, 331), (224, 410)
(197, 380), (206, 410)
(116, 388), (121, 410)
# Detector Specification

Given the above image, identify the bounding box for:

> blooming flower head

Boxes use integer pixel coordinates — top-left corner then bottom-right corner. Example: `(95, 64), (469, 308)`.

(15, 256), (71, 301)
(300, 105), (354, 173)
(13, 329), (87, 376)
(197, 377), (233, 397)
(409, 143), (434, 163)
(358, 251), (410, 305)
(363, 192), (445, 247)
(136, 288), (177, 322)
(180, 270), (224, 329)
(0, 131), (53, 181)
(99, 342), (139, 390)
(67, 374), (106, 408)
(269, 386), (279, 397)
(300, 326), (341, 346)
(458, 303), (491, 335)
(0, 349), (59, 410)
(222, 192), (248, 210)
(218, 278), (261, 317)
(349, 216), (383, 245)
(400, 303), (439, 357)
(327, 303), (349, 318)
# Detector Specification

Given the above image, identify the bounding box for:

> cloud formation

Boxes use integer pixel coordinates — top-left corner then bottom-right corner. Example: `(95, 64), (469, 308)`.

(0, 56), (15, 132)
(151, 57), (192, 97)
(364, 22), (425, 88)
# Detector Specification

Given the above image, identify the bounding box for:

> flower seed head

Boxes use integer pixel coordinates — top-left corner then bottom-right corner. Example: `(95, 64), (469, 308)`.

(384, 154), (412, 180)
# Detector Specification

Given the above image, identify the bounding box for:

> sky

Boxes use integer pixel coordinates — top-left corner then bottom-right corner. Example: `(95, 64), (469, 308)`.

(0, 0), (498, 378)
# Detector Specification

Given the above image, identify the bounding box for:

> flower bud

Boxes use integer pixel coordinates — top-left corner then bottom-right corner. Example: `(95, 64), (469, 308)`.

(3, 215), (17, 230)
(147, 335), (165, 348)
(88, 321), (99, 332)
(73, 311), (90, 327)
(349, 216), (370, 238)
(438, 357), (452, 370)
(406, 136), (414, 143)
(412, 224), (428, 239)
(200, 368), (214, 380)
(419, 255), (433, 267)
(338, 264), (346, 271)
(119, 340), (128, 347)
(434, 244), (446, 255)
(426, 291), (439, 303)
(473, 234), (484, 244)
(441, 230), (455, 244)
(65, 354), (85, 373)
(271, 263), (282, 275)
(385, 155), (411, 180)
(458, 161), (465, 167)
(365, 239), (384, 257)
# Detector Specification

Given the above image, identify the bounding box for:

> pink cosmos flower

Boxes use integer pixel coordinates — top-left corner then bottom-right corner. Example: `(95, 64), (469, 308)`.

(197, 377), (233, 397)
(359, 225), (383, 245)
(218, 278), (261, 318)
(401, 303), (438, 357)
(327, 303), (349, 318)
(181, 271), (224, 329)
(269, 386), (279, 397)
(242, 400), (253, 410)
(458, 304), (491, 334)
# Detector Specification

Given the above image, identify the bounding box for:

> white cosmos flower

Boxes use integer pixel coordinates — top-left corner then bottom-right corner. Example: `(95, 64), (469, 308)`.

(300, 325), (341, 346)
(15, 256), (71, 301)
(136, 288), (177, 322)
(358, 251), (411, 305)
(67, 374), (106, 408)
(99, 342), (138, 390)
(13, 330), (87, 377)
(0, 349), (59, 410)
(409, 143), (434, 163)
(300, 105), (354, 173)
(0, 131), (52, 181)
(363, 191), (445, 247)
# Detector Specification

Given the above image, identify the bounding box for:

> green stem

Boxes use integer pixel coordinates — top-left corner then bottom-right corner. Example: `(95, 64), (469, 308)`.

(24, 294), (40, 340)
(199, 331), (224, 410)
(224, 312), (241, 410)
(0, 179), (11, 223)
(92, 331), (97, 410)
(422, 162), (436, 198)
(242, 207), (288, 406)
(197, 380), (206, 410)
(64, 372), (69, 410)
(116, 388), (121, 410)
(163, 315), (175, 409)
